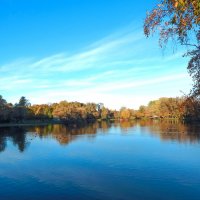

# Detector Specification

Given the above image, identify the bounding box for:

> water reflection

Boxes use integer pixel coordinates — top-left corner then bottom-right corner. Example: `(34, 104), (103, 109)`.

(29, 123), (101, 145)
(0, 127), (28, 152)
(138, 120), (200, 143)
(0, 120), (200, 153)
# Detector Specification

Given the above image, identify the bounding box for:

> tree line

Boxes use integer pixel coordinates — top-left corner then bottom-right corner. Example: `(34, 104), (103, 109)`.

(0, 95), (200, 124)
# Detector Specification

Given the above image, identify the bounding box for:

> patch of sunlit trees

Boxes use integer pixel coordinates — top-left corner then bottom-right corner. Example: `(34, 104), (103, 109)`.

(0, 95), (200, 124)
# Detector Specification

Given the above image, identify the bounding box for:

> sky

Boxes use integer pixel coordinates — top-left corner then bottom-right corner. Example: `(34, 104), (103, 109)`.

(0, 0), (193, 109)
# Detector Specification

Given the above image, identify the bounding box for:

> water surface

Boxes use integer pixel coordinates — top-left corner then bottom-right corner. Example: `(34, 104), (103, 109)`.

(0, 121), (200, 200)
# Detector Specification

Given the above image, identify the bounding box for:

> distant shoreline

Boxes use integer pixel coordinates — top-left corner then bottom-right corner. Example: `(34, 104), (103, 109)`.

(0, 118), (199, 128)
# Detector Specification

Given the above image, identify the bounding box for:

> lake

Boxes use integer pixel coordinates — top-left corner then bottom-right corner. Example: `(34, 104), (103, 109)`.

(0, 120), (200, 200)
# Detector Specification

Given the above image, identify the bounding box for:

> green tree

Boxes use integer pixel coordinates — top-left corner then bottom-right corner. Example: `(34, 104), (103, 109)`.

(0, 95), (11, 122)
(18, 96), (30, 107)
(13, 96), (31, 122)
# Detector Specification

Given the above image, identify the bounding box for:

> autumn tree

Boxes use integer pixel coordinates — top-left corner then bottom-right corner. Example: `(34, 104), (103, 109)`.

(182, 95), (200, 120)
(30, 104), (53, 120)
(134, 97), (186, 119)
(144, 0), (200, 95)
(113, 110), (120, 119)
(101, 107), (110, 120)
(135, 105), (146, 119)
(85, 103), (99, 121)
(120, 107), (131, 120)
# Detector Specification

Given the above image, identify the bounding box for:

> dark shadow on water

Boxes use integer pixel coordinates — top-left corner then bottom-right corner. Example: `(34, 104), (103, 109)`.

(0, 127), (28, 152)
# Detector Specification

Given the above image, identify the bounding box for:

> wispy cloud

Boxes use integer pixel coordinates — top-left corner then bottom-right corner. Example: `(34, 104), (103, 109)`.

(0, 25), (191, 109)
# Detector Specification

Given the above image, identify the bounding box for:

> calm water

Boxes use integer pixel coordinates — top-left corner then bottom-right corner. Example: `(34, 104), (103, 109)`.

(0, 121), (200, 200)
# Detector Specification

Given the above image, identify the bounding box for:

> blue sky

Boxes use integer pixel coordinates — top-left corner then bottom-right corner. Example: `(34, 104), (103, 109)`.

(0, 0), (192, 109)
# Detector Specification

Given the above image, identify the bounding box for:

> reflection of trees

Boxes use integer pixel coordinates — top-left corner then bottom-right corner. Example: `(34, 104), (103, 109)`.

(119, 121), (137, 132)
(28, 122), (113, 145)
(98, 121), (112, 133)
(137, 120), (200, 143)
(0, 136), (6, 152)
(15, 127), (28, 152)
(29, 123), (104, 145)
(0, 121), (200, 153)
(0, 127), (28, 152)
(31, 121), (200, 144)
